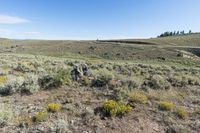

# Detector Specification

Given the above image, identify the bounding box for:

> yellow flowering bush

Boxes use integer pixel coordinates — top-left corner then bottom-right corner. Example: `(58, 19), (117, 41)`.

(47, 103), (61, 112)
(159, 101), (175, 111)
(103, 100), (132, 116)
(33, 111), (48, 122)
(176, 107), (188, 119)
(0, 76), (8, 83)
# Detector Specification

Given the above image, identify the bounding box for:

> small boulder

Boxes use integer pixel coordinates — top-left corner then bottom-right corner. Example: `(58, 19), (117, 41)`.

(71, 64), (92, 81)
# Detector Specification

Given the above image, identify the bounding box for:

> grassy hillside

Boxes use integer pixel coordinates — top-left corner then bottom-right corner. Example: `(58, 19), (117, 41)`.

(0, 34), (199, 67)
(118, 33), (200, 46)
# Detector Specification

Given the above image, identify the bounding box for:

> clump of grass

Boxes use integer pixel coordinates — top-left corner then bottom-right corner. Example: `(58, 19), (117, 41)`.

(146, 90), (162, 101)
(47, 103), (61, 112)
(102, 100), (132, 117)
(32, 111), (48, 122)
(129, 91), (148, 104)
(176, 107), (188, 119)
(55, 68), (72, 85)
(159, 101), (175, 111)
(0, 76), (8, 84)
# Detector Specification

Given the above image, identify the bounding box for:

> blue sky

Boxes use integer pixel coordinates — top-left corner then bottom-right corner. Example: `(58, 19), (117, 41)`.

(0, 0), (200, 40)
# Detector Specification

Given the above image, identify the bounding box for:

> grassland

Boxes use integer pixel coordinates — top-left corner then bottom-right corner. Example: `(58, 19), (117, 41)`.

(0, 34), (199, 132)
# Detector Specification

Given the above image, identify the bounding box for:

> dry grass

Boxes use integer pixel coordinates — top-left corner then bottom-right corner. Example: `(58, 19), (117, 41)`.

(129, 91), (148, 104)
(176, 107), (188, 119)
(147, 89), (183, 101)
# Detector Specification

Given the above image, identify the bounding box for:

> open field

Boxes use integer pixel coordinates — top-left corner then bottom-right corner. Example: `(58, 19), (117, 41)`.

(0, 35), (199, 132)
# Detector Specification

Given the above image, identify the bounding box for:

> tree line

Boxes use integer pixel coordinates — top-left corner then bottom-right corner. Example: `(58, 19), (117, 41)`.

(158, 30), (192, 38)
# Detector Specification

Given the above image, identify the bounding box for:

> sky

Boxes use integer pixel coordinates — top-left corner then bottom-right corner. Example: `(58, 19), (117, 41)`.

(0, 0), (200, 40)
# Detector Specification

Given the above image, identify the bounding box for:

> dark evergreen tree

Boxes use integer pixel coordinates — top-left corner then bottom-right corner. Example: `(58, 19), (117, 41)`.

(158, 30), (194, 38)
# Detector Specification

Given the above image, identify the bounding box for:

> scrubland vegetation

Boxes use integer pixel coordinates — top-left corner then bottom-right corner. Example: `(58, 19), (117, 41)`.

(0, 35), (199, 132)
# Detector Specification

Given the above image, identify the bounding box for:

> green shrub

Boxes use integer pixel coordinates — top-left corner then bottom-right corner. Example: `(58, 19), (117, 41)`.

(187, 76), (200, 85)
(0, 85), (13, 96)
(112, 87), (127, 101)
(129, 91), (148, 104)
(159, 101), (175, 111)
(19, 75), (39, 94)
(143, 75), (171, 90)
(121, 79), (139, 90)
(47, 103), (61, 112)
(38, 75), (62, 90)
(32, 111), (48, 122)
(0, 76), (25, 96)
(38, 68), (72, 90)
(168, 76), (188, 87)
(14, 62), (34, 73)
(103, 100), (132, 117)
(176, 107), (188, 119)
(55, 68), (71, 85)
(92, 69), (114, 87)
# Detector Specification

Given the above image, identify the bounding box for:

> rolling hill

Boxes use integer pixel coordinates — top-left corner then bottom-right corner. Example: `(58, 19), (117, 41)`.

(0, 34), (199, 66)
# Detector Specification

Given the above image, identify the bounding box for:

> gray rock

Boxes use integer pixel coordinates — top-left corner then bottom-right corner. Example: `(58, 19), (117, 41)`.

(71, 65), (83, 81)
(71, 64), (92, 81)
(85, 107), (94, 117)
(33, 125), (45, 133)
